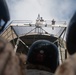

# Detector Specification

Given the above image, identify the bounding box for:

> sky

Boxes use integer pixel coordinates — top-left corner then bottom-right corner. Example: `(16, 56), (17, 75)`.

(6, 0), (76, 23)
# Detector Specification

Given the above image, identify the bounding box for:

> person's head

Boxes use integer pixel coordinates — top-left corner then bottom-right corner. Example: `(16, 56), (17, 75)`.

(27, 40), (59, 73)
(41, 17), (43, 19)
(66, 12), (76, 55)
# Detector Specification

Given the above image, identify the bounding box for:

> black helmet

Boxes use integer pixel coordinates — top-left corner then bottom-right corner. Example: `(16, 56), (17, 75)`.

(27, 40), (59, 73)
(0, 0), (10, 32)
(66, 12), (76, 55)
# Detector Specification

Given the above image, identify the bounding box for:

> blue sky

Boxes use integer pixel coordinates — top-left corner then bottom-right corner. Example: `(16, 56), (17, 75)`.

(6, 0), (76, 22)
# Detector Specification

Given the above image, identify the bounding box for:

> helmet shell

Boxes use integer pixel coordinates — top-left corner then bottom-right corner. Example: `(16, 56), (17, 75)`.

(66, 12), (76, 55)
(0, 0), (10, 32)
(0, 0), (10, 22)
(27, 40), (59, 72)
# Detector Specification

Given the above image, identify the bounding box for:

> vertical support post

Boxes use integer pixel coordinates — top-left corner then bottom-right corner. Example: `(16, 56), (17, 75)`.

(11, 26), (15, 47)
